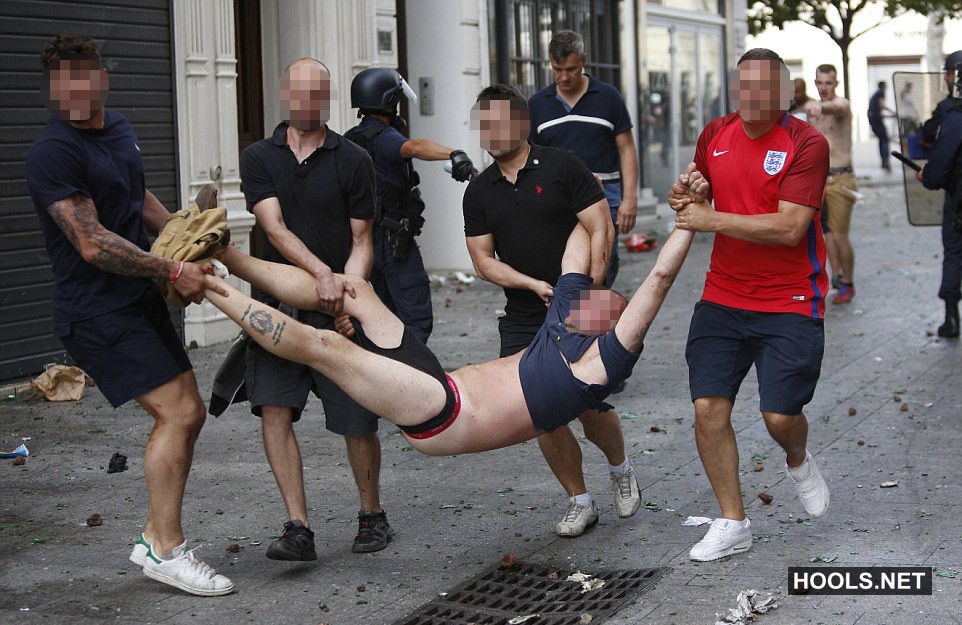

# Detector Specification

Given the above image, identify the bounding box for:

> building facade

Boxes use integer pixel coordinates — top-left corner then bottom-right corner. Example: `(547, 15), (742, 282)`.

(0, 0), (748, 380)
(748, 6), (962, 144)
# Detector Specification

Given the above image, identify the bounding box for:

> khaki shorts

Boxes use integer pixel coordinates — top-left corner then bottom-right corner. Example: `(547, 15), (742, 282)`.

(823, 172), (858, 235)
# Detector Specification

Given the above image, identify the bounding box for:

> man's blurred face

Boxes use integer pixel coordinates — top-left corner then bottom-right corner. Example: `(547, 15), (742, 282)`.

(564, 288), (627, 336)
(470, 99), (530, 158)
(281, 61), (335, 131)
(48, 59), (108, 123)
(550, 52), (586, 96)
(728, 59), (791, 123)
(814, 70), (839, 101)
(793, 79), (806, 102)
(945, 68), (958, 92)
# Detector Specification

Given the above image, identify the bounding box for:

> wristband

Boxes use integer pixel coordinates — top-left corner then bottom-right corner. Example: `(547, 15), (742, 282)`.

(170, 260), (185, 284)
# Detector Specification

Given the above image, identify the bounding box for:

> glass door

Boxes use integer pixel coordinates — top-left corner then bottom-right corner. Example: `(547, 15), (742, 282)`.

(642, 19), (724, 201)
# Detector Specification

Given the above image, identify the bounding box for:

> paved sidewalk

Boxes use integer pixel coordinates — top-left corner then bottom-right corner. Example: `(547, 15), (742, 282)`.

(2, 174), (960, 625)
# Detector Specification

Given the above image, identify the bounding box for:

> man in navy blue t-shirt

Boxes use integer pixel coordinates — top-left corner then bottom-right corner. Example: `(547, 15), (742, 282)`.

(25, 34), (233, 596)
(528, 30), (639, 289)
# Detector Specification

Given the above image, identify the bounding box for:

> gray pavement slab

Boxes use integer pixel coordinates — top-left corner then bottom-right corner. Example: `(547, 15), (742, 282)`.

(2, 151), (961, 624)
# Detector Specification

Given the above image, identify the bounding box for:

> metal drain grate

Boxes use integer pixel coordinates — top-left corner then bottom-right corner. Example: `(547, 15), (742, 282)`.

(391, 561), (669, 625)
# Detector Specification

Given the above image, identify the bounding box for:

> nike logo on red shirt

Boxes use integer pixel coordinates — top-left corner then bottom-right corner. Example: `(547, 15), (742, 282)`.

(713, 149), (729, 156)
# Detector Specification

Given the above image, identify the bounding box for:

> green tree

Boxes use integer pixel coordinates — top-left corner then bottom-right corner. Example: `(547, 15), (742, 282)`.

(747, 1), (962, 99)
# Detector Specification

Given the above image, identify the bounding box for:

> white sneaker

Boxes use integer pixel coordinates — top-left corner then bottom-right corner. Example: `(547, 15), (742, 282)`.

(556, 498), (599, 537)
(787, 451), (830, 517)
(129, 533), (150, 566)
(689, 518), (753, 561)
(143, 542), (235, 596)
(610, 468), (641, 518)
(209, 258), (230, 278)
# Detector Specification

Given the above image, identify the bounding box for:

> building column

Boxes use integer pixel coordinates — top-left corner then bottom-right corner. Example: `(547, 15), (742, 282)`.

(173, 0), (256, 347)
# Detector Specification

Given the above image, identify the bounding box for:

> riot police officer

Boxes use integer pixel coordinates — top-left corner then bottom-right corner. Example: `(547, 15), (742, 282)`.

(345, 67), (475, 343)
(920, 50), (962, 149)
(916, 51), (962, 338)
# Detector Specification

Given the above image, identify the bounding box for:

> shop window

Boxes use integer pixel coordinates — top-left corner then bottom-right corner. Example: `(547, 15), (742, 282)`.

(490, 0), (621, 97)
(647, 0), (721, 12)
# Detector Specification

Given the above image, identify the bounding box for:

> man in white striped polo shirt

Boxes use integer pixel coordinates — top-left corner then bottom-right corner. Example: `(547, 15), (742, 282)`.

(529, 29), (639, 290)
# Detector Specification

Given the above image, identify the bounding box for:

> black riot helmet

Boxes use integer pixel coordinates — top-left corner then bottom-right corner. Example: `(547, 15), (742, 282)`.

(350, 67), (416, 111)
(945, 50), (962, 98)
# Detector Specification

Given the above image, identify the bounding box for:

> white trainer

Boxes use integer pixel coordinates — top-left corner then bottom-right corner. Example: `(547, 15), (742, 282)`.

(143, 542), (235, 596)
(129, 533), (150, 566)
(689, 518), (753, 561)
(555, 498), (599, 537)
(787, 451), (830, 517)
(610, 468), (641, 518)
(209, 258), (230, 278)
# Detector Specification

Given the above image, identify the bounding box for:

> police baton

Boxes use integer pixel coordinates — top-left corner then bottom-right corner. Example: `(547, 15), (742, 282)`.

(891, 151), (921, 172)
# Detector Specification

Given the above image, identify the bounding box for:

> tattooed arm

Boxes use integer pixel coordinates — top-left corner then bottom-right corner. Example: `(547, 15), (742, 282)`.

(142, 190), (170, 237)
(46, 192), (224, 304)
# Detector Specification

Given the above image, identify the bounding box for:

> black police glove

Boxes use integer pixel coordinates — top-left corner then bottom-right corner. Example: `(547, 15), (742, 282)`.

(449, 150), (476, 182)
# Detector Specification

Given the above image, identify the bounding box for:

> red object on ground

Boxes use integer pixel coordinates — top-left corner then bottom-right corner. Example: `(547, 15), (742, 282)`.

(625, 233), (658, 252)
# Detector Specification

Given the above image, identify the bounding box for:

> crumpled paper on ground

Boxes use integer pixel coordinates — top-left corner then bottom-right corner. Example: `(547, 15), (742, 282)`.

(31, 365), (88, 401)
(566, 571), (605, 593)
(682, 516), (714, 527)
(714, 589), (778, 625)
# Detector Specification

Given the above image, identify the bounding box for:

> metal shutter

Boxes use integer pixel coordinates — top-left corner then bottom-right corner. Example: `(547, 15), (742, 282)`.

(0, 0), (180, 382)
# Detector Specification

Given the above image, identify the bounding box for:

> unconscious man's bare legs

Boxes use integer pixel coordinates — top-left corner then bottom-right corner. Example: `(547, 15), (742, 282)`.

(208, 249), (447, 428)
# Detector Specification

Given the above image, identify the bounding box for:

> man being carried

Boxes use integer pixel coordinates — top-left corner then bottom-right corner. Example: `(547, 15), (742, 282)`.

(183, 221), (694, 457)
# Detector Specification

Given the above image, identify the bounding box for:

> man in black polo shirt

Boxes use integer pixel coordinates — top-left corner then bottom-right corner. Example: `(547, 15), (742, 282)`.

(240, 58), (394, 559)
(463, 84), (641, 537)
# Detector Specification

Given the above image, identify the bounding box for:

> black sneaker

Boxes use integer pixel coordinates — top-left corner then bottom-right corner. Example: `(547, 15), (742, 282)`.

(266, 520), (317, 561)
(352, 510), (395, 553)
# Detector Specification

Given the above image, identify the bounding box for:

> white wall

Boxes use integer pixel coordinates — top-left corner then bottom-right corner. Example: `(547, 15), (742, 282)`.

(747, 7), (961, 141)
(405, 0), (489, 272)
(173, 0), (255, 347)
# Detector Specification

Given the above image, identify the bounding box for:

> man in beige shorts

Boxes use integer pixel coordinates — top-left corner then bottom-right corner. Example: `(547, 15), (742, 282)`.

(805, 63), (858, 304)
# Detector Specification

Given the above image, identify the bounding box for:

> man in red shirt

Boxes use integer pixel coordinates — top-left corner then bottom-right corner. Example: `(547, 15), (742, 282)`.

(669, 48), (831, 562)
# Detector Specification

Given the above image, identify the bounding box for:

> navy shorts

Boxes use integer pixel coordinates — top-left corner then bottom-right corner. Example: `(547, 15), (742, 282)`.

(498, 316), (544, 357)
(245, 309), (378, 437)
(685, 301), (824, 415)
(56, 290), (192, 408)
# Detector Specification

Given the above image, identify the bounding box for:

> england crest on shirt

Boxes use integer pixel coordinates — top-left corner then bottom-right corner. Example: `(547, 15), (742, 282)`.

(763, 150), (787, 175)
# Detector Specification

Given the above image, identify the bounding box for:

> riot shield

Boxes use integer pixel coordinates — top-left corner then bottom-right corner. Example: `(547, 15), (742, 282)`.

(892, 71), (947, 226)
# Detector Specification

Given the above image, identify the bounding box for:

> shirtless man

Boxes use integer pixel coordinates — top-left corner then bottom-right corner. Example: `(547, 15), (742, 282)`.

(195, 223), (695, 457)
(805, 64), (858, 304)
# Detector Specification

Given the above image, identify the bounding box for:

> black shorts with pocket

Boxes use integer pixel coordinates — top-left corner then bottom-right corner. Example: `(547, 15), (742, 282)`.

(245, 308), (379, 437)
(57, 290), (192, 408)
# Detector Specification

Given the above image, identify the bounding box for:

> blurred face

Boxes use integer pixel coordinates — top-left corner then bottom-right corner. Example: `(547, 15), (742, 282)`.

(564, 289), (627, 336)
(793, 79), (806, 101)
(814, 70), (839, 101)
(550, 52), (587, 96)
(281, 61), (335, 131)
(471, 98), (530, 158)
(728, 59), (791, 123)
(48, 59), (108, 123)
(945, 67), (958, 92)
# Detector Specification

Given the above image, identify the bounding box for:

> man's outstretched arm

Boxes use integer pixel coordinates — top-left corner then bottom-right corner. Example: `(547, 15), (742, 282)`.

(613, 223), (696, 353)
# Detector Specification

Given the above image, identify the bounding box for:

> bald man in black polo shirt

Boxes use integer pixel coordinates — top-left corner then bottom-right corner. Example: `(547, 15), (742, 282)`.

(463, 84), (641, 538)
(240, 58), (395, 560)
